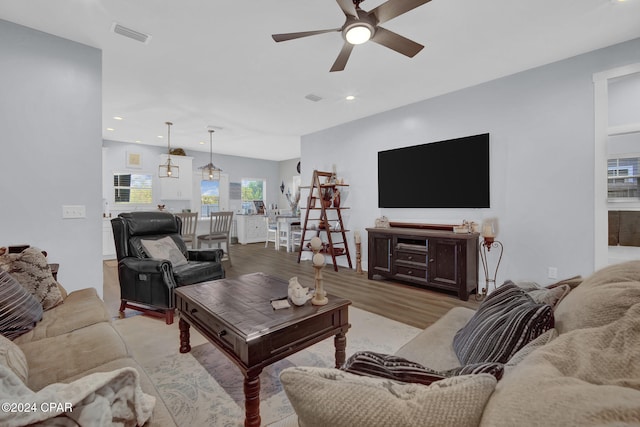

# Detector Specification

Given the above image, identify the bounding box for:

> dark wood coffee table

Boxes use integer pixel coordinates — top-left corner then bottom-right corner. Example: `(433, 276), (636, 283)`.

(174, 272), (351, 427)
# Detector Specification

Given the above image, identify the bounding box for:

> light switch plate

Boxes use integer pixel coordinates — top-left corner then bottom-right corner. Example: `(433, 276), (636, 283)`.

(62, 205), (86, 219)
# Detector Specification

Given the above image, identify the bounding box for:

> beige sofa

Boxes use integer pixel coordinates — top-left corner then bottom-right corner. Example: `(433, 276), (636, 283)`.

(5, 286), (176, 426)
(277, 260), (640, 427)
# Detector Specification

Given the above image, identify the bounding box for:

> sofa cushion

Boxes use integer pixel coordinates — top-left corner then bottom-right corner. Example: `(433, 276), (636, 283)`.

(554, 260), (640, 334)
(0, 333), (28, 384)
(12, 288), (111, 345)
(19, 322), (130, 391)
(0, 270), (43, 340)
(0, 247), (63, 310)
(141, 236), (188, 267)
(395, 306), (475, 371)
(480, 303), (640, 427)
(280, 366), (497, 427)
(453, 283), (554, 364)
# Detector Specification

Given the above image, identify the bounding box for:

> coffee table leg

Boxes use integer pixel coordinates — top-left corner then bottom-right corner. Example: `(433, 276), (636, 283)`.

(334, 331), (347, 368)
(244, 372), (261, 427)
(179, 318), (191, 353)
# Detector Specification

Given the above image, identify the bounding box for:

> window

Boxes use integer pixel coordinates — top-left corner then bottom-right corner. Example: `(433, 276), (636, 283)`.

(201, 180), (220, 217)
(608, 156), (640, 200)
(241, 178), (265, 212)
(114, 173), (152, 204)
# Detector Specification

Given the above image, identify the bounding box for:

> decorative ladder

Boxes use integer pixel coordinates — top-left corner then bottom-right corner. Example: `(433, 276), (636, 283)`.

(297, 170), (352, 272)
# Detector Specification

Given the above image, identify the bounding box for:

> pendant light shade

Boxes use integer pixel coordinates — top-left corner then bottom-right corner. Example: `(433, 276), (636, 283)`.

(199, 129), (222, 181)
(159, 121), (180, 179)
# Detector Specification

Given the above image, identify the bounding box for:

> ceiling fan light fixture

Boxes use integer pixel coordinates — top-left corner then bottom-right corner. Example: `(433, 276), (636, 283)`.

(345, 25), (372, 45)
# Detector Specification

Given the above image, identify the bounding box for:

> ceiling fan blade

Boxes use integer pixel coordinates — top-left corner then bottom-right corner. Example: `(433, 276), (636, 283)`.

(368, 0), (432, 25)
(371, 26), (424, 57)
(336, 0), (358, 19)
(272, 28), (340, 42)
(330, 42), (354, 72)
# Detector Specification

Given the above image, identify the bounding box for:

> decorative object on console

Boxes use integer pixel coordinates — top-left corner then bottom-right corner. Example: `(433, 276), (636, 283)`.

(477, 218), (503, 301)
(158, 121), (180, 179)
(354, 230), (363, 274)
(310, 237), (328, 306)
(199, 128), (222, 181)
(374, 216), (390, 228)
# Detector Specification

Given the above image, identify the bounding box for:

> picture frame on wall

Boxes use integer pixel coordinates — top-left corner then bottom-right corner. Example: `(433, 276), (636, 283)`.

(126, 151), (142, 169)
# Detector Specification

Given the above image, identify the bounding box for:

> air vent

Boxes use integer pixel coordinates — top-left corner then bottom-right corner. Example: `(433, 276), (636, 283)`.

(111, 22), (151, 44)
(305, 94), (323, 102)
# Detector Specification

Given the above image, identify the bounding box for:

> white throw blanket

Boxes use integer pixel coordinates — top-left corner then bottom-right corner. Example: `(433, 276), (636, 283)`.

(0, 365), (155, 427)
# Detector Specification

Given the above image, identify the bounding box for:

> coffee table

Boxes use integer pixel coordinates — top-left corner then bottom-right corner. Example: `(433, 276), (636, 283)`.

(174, 272), (352, 427)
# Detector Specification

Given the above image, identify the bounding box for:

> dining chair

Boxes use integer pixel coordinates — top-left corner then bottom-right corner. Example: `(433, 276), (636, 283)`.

(197, 211), (234, 266)
(264, 209), (280, 249)
(175, 212), (198, 249)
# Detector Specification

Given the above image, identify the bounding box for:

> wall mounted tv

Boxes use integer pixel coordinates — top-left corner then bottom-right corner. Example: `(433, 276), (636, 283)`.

(378, 133), (490, 208)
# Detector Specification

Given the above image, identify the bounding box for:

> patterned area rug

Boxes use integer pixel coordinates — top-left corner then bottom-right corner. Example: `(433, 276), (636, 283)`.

(119, 307), (420, 426)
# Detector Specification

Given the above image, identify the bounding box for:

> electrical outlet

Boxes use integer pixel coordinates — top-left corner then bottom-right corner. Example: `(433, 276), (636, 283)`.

(62, 205), (86, 219)
(547, 267), (558, 279)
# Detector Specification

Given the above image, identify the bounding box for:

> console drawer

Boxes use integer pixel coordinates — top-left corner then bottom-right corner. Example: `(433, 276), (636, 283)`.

(396, 265), (427, 280)
(396, 251), (427, 264)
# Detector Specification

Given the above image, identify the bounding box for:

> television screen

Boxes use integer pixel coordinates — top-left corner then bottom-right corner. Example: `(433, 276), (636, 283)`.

(378, 133), (490, 208)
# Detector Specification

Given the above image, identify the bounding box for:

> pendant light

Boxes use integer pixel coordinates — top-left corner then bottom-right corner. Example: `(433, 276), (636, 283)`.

(158, 121), (180, 179)
(199, 129), (222, 180)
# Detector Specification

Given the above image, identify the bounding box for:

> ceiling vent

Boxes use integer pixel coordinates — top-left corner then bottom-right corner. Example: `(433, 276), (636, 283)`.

(305, 94), (323, 102)
(111, 22), (151, 44)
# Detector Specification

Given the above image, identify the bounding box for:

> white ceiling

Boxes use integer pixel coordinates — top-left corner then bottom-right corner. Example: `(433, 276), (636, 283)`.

(1, 0), (639, 161)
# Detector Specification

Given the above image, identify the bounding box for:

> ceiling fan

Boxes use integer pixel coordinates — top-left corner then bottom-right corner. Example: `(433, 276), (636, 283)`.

(272, 0), (432, 72)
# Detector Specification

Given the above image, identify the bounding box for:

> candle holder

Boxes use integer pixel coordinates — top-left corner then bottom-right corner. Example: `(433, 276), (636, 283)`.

(476, 238), (504, 301)
(310, 237), (328, 306)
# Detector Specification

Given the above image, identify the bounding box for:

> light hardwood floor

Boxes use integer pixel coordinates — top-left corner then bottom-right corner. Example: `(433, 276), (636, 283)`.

(103, 242), (480, 329)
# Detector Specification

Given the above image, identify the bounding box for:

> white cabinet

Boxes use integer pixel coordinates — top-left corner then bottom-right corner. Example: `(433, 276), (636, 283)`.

(102, 218), (116, 259)
(159, 155), (193, 200)
(236, 215), (268, 244)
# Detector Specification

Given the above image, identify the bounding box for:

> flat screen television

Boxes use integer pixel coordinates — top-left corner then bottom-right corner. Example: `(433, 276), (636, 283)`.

(378, 133), (490, 208)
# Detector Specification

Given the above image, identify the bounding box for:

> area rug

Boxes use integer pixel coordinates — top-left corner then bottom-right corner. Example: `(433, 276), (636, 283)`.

(114, 307), (420, 426)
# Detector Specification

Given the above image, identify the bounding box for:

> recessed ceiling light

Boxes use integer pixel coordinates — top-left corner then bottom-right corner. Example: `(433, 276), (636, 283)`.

(113, 116), (123, 120)
(158, 135), (163, 139)
(199, 141), (205, 145)
(106, 127), (115, 131)
(345, 95), (356, 101)
(135, 140), (142, 143)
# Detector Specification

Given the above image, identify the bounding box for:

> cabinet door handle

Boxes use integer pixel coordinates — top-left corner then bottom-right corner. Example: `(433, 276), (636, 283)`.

(429, 258), (434, 262)
(407, 255), (413, 260)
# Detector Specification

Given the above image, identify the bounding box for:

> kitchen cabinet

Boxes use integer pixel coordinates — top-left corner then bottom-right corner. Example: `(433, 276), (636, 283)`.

(236, 215), (268, 244)
(159, 154), (193, 200)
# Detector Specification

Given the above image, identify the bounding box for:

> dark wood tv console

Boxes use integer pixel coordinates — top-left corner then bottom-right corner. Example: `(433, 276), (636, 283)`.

(366, 227), (479, 301)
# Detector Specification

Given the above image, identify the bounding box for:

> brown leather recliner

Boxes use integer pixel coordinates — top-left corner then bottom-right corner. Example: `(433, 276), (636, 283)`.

(111, 211), (225, 324)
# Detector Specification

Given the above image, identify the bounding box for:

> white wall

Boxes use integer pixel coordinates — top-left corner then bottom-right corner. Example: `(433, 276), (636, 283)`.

(0, 19), (103, 295)
(302, 37), (640, 286)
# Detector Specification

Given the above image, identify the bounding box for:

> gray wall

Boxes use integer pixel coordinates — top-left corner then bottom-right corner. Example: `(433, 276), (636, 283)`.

(0, 19), (103, 294)
(302, 37), (640, 287)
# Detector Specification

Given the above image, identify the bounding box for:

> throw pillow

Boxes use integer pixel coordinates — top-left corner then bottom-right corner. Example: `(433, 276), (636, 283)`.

(0, 333), (28, 383)
(140, 236), (188, 267)
(0, 270), (43, 340)
(341, 351), (448, 386)
(0, 247), (63, 310)
(453, 283), (554, 365)
(341, 351), (504, 385)
(280, 366), (497, 427)
(511, 280), (571, 310)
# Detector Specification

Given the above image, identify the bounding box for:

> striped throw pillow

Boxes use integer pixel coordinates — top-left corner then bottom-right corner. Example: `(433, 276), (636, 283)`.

(0, 270), (43, 340)
(342, 351), (504, 385)
(453, 283), (554, 365)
